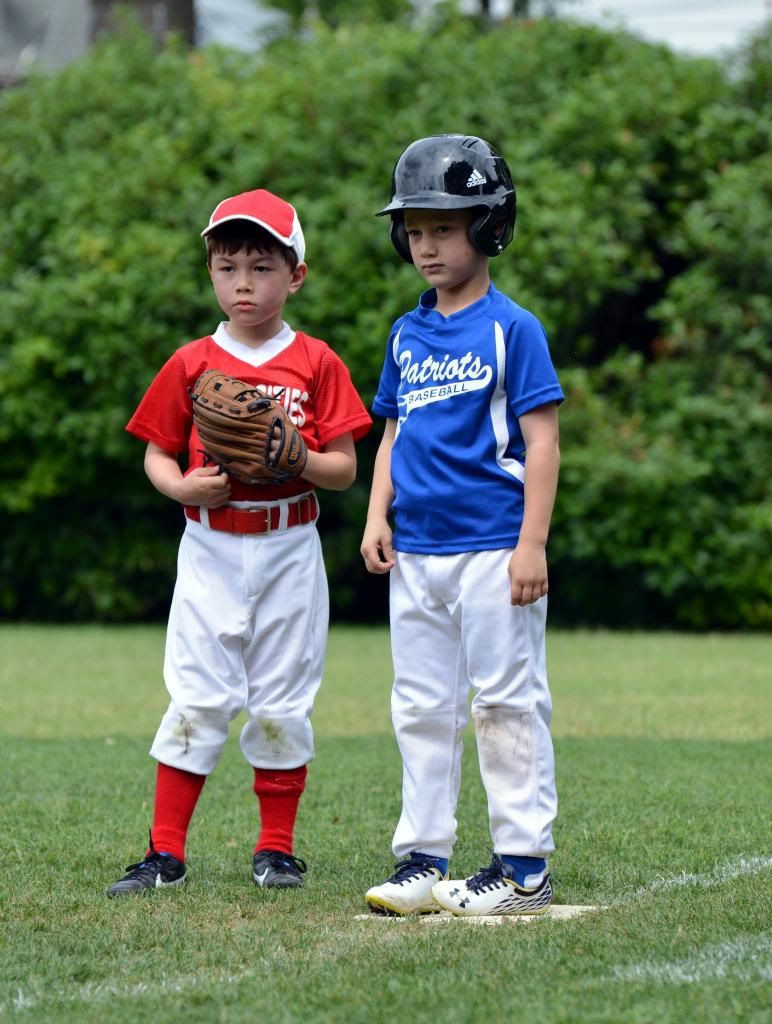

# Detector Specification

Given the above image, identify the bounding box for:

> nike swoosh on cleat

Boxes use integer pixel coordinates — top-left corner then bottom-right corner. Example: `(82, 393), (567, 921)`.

(255, 870), (270, 886)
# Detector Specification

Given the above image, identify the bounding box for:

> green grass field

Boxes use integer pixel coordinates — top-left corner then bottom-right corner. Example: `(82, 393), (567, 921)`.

(1, 625), (770, 1023)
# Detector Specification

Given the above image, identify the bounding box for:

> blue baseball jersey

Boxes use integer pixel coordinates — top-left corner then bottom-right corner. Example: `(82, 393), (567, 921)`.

(372, 283), (564, 554)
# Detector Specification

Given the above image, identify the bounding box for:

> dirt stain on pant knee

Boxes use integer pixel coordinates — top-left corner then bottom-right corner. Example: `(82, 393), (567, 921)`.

(172, 714), (193, 754)
(261, 718), (283, 746)
(474, 706), (534, 787)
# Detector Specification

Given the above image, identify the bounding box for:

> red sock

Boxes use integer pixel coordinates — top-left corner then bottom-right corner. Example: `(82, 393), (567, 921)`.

(252, 765), (307, 855)
(148, 762), (207, 863)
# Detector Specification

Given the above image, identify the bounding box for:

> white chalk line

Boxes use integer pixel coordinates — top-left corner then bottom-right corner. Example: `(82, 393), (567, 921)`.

(3, 964), (262, 1015)
(617, 854), (772, 903)
(607, 855), (772, 986)
(610, 934), (772, 985)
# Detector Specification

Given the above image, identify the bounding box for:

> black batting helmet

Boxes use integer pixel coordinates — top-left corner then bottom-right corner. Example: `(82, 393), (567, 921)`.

(377, 134), (517, 262)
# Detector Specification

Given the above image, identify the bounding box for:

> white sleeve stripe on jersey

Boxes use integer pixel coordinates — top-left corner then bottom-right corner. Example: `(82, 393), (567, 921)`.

(391, 324), (404, 363)
(490, 320), (526, 484)
(393, 325), (405, 436)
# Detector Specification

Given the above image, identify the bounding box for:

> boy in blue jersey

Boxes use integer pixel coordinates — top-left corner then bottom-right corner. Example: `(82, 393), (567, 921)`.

(361, 134), (564, 917)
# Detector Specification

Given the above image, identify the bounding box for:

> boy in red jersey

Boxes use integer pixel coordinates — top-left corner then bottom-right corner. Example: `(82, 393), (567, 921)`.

(107, 189), (371, 896)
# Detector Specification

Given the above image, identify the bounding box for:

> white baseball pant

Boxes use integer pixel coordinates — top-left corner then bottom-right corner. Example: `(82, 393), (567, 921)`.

(150, 496), (328, 775)
(388, 548), (557, 860)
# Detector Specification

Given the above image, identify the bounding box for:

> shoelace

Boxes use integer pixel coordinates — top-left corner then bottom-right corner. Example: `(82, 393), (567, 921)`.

(388, 856), (438, 884)
(261, 852), (307, 875)
(465, 855), (509, 894)
(121, 851), (170, 879)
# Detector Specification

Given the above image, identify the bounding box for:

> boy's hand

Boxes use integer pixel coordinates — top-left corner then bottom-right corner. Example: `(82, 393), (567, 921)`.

(361, 516), (395, 574)
(508, 541), (548, 606)
(175, 466), (231, 508)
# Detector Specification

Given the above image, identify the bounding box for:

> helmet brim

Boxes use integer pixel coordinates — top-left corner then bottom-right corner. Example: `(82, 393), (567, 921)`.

(376, 190), (513, 216)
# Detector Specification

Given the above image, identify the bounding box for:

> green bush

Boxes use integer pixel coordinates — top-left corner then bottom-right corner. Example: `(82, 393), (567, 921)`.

(551, 51), (772, 630)
(0, 15), (768, 626)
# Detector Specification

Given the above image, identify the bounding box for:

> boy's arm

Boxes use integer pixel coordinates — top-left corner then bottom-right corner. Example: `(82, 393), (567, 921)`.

(302, 433), (357, 491)
(361, 418), (397, 574)
(144, 441), (232, 507)
(508, 403), (560, 606)
(146, 432), (356, 504)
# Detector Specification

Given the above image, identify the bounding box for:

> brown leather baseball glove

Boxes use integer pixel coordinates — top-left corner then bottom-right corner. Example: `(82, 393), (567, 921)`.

(190, 370), (308, 484)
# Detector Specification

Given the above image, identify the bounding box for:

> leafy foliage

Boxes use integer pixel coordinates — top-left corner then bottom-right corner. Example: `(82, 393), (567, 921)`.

(551, 61), (772, 629)
(0, 14), (769, 626)
(260, 0), (413, 32)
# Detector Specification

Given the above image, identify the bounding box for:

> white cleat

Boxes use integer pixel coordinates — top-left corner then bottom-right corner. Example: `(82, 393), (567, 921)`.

(432, 855), (552, 917)
(366, 853), (446, 916)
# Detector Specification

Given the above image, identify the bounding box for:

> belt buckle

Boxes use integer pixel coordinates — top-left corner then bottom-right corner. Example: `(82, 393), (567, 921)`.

(244, 505), (272, 534)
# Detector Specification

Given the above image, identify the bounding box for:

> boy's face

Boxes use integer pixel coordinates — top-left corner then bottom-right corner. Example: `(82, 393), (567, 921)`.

(208, 244), (306, 344)
(404, 208), (488, 293)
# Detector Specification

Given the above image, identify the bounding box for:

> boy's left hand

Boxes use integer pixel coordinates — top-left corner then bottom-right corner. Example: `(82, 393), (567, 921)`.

(507, 542), (548, 606)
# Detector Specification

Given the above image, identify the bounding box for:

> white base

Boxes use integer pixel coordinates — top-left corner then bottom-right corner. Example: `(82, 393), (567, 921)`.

(355, 905), (600, 925)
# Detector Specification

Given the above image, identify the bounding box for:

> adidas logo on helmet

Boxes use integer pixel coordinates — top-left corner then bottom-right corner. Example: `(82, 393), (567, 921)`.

(466, 169), (487, 188)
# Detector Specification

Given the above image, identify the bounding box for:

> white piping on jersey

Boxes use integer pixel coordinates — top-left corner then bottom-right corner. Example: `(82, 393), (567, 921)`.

(392, 325), (405, 434)
(391, 324), (404, 366)
(491, 320), (526, 484)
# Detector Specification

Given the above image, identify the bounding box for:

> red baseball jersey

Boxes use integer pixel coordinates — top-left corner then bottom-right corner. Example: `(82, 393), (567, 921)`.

(126, 328), (372, 502)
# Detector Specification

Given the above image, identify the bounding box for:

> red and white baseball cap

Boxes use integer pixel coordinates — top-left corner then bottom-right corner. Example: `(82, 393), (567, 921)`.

(201, 188), (306, 262)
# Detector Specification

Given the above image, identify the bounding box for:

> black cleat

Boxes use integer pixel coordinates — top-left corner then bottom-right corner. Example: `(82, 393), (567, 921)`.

(107, 848), (186, 897)
(252, 850), (307, 888)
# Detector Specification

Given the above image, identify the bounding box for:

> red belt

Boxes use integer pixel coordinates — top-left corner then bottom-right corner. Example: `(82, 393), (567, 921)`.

(184, 494), (318, 535)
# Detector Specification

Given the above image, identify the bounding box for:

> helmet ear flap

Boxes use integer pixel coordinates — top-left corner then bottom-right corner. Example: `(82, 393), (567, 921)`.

(467, 209), (491, 255)
(468, 196), (516, 257)
(390, 216), (413, 263)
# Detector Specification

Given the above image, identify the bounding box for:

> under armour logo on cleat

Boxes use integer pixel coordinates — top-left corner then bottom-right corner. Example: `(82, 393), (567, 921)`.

(466, 169), (487, 188)
(450, 887), (461, 897)
(459, 897), (470, 907)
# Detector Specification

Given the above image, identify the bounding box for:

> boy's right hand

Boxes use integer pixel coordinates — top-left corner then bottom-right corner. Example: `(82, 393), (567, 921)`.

(360, 516), (395, 574)
(175, 466), (232, 508)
